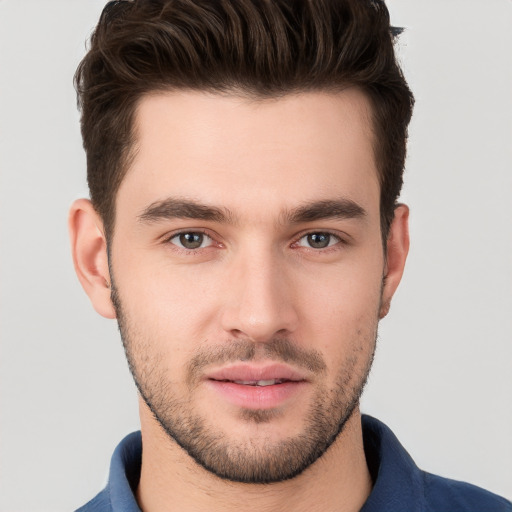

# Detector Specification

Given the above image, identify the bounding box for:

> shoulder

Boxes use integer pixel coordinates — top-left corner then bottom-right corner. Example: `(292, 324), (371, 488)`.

(361, 415), (511, 512)
(422, 472), (512, 512)
(74, 488), (111, 512)
(74, 431), (142, 512)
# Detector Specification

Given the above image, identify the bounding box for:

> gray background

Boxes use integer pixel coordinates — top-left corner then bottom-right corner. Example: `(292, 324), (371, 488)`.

(1, 1), (511, 511)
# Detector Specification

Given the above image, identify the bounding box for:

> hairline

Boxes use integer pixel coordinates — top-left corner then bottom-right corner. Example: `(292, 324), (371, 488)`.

(102, 84), (385, 244)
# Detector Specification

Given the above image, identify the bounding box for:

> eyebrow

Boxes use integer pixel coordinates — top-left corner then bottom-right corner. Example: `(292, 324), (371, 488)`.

(284, 198), (367, 224)
(138, 198), (235, 224)
(137, 197), (366, 225)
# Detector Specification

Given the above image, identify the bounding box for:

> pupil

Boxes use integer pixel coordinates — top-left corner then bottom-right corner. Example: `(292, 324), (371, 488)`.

(308, 233), (330, 248)
(180, 233), (203, 249)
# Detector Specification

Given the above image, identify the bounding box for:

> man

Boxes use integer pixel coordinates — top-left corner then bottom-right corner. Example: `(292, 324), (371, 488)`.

(68, 0), (511, 511)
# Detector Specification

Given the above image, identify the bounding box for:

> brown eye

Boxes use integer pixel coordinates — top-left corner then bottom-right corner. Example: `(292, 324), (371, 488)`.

(171, 232), (212, 250)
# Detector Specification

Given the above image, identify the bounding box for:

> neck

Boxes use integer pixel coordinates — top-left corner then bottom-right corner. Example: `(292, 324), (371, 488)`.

(136, 401), (372, 512)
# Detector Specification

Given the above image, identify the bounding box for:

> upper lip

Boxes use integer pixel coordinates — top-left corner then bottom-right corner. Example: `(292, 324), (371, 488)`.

(205, 363), (308, 383)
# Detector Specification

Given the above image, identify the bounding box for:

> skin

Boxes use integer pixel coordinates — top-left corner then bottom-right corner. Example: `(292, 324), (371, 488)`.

(69, 89), (409, 512)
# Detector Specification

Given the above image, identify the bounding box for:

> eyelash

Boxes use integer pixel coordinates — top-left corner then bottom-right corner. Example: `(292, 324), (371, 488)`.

(164, 229), (218, 252)
(163, 229), (348, 253)
(291, 230), (346, 252)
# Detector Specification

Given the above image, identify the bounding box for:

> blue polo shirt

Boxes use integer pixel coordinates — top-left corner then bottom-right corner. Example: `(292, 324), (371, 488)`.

(76, 415), (511, 511)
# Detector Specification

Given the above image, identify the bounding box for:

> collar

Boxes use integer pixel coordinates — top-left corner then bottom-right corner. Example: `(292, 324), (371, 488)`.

(360, 415), (424, 512)
(83, 415), (426, 511)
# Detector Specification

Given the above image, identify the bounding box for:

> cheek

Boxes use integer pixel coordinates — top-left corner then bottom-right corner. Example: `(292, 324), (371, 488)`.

(112, 231), (384, 354)
(295, 258), (383, 360)
(113, 256), (224, 345)
(298, 256), (383, 319)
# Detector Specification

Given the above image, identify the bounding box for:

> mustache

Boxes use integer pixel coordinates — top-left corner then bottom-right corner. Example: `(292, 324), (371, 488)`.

(187, 338), (327, 382)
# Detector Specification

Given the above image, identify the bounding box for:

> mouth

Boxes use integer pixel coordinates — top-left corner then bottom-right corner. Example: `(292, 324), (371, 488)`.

(211, 378), (295, 387)
(205, 362), (308, 383)
(204, 364), (309, 410)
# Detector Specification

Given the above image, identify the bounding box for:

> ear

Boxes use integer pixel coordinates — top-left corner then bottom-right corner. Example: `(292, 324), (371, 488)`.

(68, 199), (116, 319)
(379, 204), (410, 319)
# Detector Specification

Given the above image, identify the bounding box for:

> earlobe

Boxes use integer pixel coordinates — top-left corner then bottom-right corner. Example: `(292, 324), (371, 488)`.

(68, 199), (116, 319)
(379, 204), (410, 319)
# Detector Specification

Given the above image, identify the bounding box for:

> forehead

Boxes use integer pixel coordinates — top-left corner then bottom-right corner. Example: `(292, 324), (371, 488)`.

(118, 89), (379, 222)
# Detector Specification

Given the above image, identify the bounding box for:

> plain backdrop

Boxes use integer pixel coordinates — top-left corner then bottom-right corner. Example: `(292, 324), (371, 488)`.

(0, 1), (511, 511)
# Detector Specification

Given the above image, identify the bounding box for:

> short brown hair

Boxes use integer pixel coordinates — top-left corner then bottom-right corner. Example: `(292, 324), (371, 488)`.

(75, 0), (414, 240)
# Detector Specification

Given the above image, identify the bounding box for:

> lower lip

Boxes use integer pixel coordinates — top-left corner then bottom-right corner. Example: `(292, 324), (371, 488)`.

(205, 380), (307, 410)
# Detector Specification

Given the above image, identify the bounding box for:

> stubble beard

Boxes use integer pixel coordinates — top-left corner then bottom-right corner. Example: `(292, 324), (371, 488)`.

(111, 281), (377, 484)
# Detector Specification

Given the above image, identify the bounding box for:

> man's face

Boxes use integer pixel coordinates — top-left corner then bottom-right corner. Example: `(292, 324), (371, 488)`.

(107, 90), (396, 482)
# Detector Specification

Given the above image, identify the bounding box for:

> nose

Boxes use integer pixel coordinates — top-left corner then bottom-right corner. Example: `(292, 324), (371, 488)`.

(220, 248), (299, 342)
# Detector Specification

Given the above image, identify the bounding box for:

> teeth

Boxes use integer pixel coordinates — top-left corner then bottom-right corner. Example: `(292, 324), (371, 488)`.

(257, 379), (278, 386)
(233, 379), (282, 386)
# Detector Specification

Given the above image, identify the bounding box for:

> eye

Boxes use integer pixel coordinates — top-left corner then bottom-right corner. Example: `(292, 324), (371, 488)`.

(169, 231), (213, 250)
(296, 232), (340, 249)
